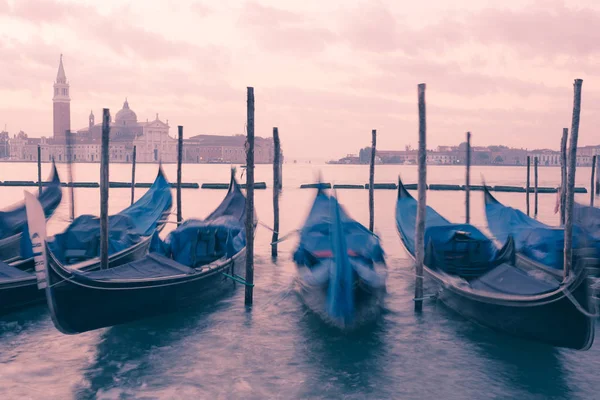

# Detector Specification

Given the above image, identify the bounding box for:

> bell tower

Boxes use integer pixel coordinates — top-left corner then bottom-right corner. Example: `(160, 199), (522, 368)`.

(53, 54), (71, 143)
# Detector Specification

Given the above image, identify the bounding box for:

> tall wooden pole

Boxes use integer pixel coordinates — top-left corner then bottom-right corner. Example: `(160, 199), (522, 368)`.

(526, 156), (531, 216)
(37, 144), (42, 196)
(100, 109), (110, 270)
(415, 83), (427, 313)
(534, 156), (539, 218)
(66, 129), (75, 221)
(596, 155), (600, 196)
(369, 129), (377, 232)
(130, 145), (136, 205)
(465, 131), (471, 224)
(271, 127), (281, 258)
(591, 155), (596, 207)
(560, 128), (568, 225)
(245, 87), (255, 306)
(564, 79), (583, 279)
(177, 126), (183, 223)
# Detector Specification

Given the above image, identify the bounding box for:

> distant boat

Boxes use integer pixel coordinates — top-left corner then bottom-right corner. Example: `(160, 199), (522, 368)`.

(396, 179), (595, 350)
(0, 168), (172, 316)
(294, 186), (387, 329)
(28, 169), (252, 334)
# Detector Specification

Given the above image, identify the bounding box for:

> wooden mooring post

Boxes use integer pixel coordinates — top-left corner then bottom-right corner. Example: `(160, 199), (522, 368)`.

(245, 87), (255, 306)
(131, 145), (136, 205)
(591, 155), (596, 207)
(177, 126), (183, 223)
(415, 83), (427, 313)
(271, 127), (281, 258)
(369, 129), (377, 232)
(534, 156), (539, 218)
(100, 109), (110, 269)
(37, 144), (42, 196)
(596, 156), (600, 196)
(564, 79), (583, 279)
(526, 156), (531, 216)
(465, 131), (471, 224)
(560, 128), (568, 225)
(66, 129), (75, 221)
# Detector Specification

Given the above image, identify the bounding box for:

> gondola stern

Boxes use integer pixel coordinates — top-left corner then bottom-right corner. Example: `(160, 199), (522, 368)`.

(397, 176), (413, 201)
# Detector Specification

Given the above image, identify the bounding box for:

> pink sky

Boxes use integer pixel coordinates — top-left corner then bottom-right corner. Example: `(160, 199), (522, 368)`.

(1, 0), (600, 159)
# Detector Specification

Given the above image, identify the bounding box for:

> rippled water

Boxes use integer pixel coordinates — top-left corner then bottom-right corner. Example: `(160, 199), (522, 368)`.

(0, 162), (598, 399)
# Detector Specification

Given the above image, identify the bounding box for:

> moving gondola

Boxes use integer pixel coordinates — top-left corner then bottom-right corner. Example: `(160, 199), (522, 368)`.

(293, 187), (387, 329)
(25, 170), (251, 334)
(0, 168), (171, 315)
(396, 179), (595, 350)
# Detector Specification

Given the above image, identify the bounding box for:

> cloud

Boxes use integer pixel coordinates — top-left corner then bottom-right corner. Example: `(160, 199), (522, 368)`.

(190, 2), (212, 18)
(239, 2), (337, 54)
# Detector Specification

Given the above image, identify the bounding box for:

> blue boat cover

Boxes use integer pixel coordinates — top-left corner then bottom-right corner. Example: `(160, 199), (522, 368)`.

(77, 253), (194, 281)
(396, 182), (509, 277)
(293, 189), (384, 266)
(0, 260), (32, 281)
(154, 173), (247, 267)
(573, 202), (600, 241)
(0, 163), (62, 240)
(471, 264), (559, 295)
(47, 169), (172, 264)
(484, 189), (594, 270)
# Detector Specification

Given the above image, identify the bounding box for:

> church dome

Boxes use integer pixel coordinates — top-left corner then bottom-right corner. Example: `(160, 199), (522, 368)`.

(115, 98), (137, 125)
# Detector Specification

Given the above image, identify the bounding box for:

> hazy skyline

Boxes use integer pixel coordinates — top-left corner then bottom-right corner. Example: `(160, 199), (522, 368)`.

(1, 0), (600, 159)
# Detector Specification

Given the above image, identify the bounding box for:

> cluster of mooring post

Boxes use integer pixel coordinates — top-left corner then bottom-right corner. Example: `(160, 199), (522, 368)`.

(591, 155), (596, 207)
(37, 144), (42, 196)
(271, 127), (281, 258)
(177, 126), (183, 224)
(526, 156), (531, 216)
(66, 129), (75, 221)
(465, 131), (471, 224)
(131, 145), (136, 205)
(100, 109), (110, 270)
(414, 83), (427, 312)
(534, 156), (539, 218)
(245, 87), (255, 306)
(560, 128), (568, 225)
(369, 129), (377, 232)
(564, 79), (583, 279)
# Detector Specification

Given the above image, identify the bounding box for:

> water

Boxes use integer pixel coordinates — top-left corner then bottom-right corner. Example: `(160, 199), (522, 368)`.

(0, 162), (598, 399)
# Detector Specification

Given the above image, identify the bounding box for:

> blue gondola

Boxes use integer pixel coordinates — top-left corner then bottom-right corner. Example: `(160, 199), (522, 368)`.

(396, 179), (594, 350)
(25, 169), (251, 334)
(0, 162), (62, 265)
(0, 167), (171, 316)
(293, 187), (387, 329)
(483, 187), (599, 277)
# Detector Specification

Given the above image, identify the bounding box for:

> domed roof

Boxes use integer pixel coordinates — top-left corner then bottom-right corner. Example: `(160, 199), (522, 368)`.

(115, 98), (137, 125)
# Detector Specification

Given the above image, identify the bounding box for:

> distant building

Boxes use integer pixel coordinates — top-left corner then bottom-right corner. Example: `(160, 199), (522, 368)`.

(53, 54), (71, 143)
(0, 129), (9, 159)
(183, 134), (275, 164)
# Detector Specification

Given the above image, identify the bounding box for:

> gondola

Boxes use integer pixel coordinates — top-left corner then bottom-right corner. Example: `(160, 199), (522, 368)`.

(25, 170), (251, 334)
(0, 168), (171, 316)
(0, 162), (62, 265)
(293, 187), (387, 329)
(483, 186), (598, 277)
(396, 179), (595, 350)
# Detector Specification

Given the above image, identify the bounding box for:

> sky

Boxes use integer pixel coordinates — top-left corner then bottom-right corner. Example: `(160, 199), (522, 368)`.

(1, 0), (600, 159)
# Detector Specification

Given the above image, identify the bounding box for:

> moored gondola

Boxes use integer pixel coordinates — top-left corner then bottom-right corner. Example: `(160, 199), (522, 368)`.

(0, 162), (62, 265)
(397, 179), (595, 350)
(483, 186), (599, 277)
(293, 187), (387, 329)
(0, 167), (171, 316)
(25, 170), (251, 334)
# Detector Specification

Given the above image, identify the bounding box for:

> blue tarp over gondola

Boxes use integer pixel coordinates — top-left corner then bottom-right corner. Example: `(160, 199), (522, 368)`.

(47, 168), (172, 264)
(293, 189), (384, 266)
(0, 163), (62, 240)
(396, 181), (511, 278)
(484, 188), (594, 270)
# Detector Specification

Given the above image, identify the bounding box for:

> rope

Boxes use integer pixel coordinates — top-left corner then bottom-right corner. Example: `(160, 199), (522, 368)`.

(413, 293), (438, 302)
(222, 272), (254, 287)
(560, 284), (600, 318)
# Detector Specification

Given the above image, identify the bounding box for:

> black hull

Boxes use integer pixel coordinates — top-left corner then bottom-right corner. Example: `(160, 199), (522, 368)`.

(0, 235), (153, 316)
(0, 233), (23, 264)
(432, 266), (594, 350)
(45, 248), (246, 334)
